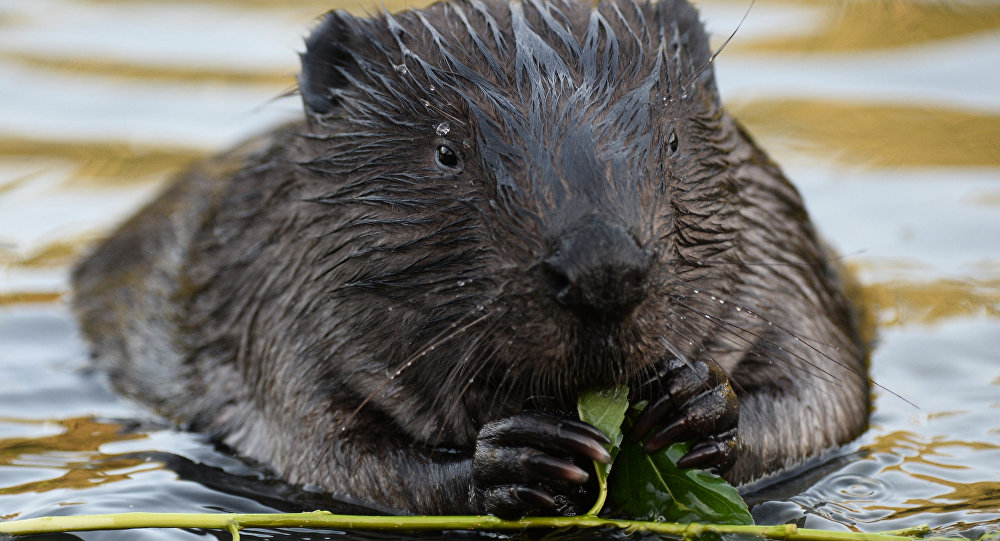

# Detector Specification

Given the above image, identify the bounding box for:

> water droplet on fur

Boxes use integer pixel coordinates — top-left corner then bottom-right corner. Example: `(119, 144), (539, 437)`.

(394, 64), (409, 75)
(457, 279), (467, 286)
(693, 289), (699, 294)
(428, 84), (437, 92)
(421, 99), (431, 108)
(436, 122), (451, 136)
(735, 307), (742, 312)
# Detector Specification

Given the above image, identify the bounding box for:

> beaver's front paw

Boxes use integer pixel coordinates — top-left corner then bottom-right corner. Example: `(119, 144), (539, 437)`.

(631, 358), (739, 472)
(472, 412), (611, 518)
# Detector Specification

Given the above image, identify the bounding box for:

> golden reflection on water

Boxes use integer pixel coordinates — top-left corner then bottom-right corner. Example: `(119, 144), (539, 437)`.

(738, 0), (1000, 52)
(83, 0), (434, 17)
(0, 417), (151, 496)
(862, 431), (1000, 525)
(0, 238), (92, 269)
(0, 292), (65, 305)
(0, 137), (206, 188)
(860, 278), (1000, 327)
(732, 99), (1000, 168)
(1, 51), (297, 86)
(869, 479), (1000, 526)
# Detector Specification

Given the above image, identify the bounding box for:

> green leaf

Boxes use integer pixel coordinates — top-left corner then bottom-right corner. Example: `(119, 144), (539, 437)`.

(609, 439), (753, 525)
(576, 385), (630, 515)
(578, 386), (752, 525)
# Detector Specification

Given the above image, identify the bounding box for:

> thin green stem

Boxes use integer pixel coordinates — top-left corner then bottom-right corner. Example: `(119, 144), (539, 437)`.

(879, 526), (933, 537)
(586, 483), (609, 517)
(0, 511), (931, 541)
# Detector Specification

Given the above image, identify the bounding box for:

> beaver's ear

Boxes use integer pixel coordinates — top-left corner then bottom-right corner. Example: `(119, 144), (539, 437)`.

(299, 10), (363, 114)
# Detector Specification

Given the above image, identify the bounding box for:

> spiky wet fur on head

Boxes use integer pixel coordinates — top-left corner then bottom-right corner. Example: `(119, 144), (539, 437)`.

(292, 0), (744, 409)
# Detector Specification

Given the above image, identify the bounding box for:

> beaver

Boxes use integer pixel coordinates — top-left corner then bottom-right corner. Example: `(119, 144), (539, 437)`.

(71, 0), (870, 518)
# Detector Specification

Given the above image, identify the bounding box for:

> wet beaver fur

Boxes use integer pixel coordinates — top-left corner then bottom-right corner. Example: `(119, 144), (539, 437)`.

(72, 0), (870, 517)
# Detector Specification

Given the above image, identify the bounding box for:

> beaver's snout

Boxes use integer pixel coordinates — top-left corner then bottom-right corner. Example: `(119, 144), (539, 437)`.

(542, 217), (651, 320)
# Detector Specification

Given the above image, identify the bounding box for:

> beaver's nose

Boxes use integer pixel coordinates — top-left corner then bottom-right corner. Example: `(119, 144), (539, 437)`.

(542, 217), (651, 320)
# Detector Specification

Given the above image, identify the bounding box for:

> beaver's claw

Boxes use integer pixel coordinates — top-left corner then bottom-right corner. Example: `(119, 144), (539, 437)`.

(630, 358), (739, 473)
(472, 412), (611, 518)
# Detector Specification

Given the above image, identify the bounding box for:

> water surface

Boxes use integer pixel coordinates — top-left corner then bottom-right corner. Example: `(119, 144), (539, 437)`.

(1, 0), (998, 539)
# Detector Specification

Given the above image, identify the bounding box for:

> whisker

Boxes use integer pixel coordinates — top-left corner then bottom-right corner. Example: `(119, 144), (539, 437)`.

(672, 303), (835, 403)
(432, 331), (507, 447)
(668, 281), (915, 408)
(338, 304), (496, 433)
(429, 309), (506, 418)
(679, 0), (755, 93)
(669, 277), (844, 355)
(674, 297), (843, 385)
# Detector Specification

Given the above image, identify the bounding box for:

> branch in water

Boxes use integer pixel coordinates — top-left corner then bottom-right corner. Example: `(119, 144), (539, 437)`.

(0, 511), (938, 541)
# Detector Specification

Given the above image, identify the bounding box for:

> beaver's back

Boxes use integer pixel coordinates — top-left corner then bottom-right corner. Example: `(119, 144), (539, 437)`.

(72, 129), (286, 415)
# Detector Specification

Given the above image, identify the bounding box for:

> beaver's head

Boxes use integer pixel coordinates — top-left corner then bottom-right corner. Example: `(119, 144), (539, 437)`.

(291, 0), (824, 416)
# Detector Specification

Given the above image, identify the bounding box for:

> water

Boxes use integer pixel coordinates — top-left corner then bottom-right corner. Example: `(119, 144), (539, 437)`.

(1, 0), (998, 539)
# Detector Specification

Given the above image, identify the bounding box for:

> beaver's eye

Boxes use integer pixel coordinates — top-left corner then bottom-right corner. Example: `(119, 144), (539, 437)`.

(667, 130), (679, 155)
(435, 144), (462, 171)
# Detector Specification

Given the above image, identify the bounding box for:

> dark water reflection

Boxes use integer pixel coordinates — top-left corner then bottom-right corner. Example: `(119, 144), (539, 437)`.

(1, 0), (998, 539)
